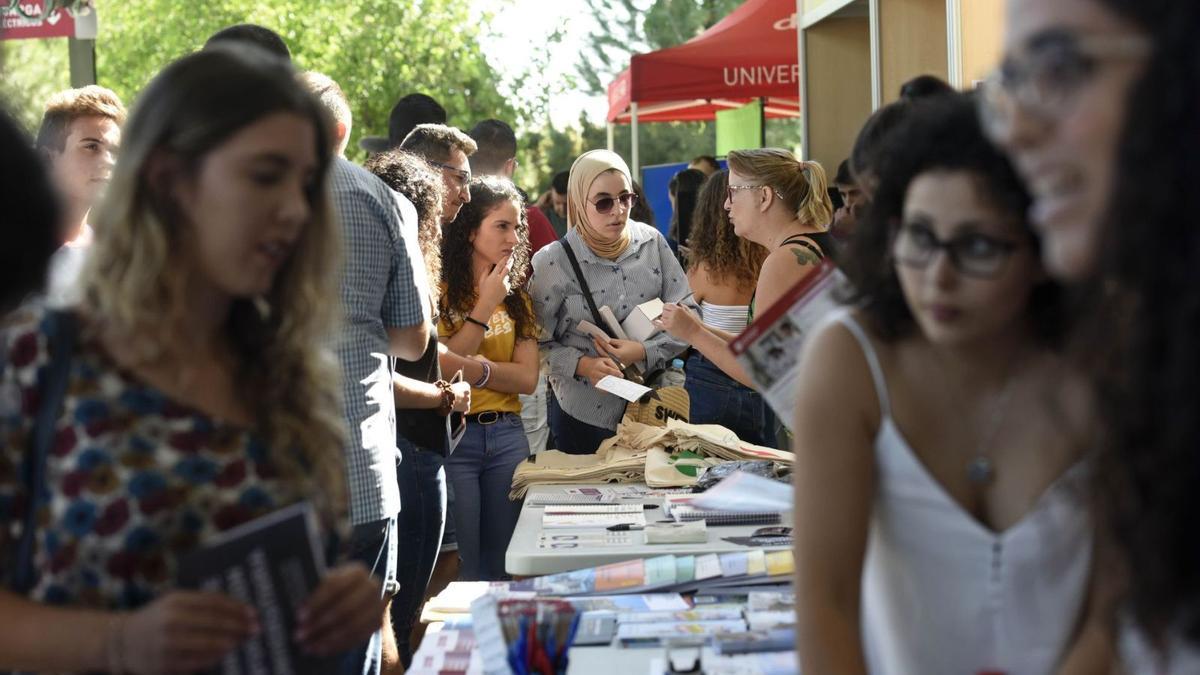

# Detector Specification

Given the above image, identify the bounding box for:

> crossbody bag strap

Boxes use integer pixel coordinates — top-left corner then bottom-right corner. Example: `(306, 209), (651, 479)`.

(559, 239), (614, 339)
(11, 310), (78, 595)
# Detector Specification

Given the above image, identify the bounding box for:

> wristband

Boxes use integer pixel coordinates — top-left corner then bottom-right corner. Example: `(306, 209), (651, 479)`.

(464, 316), (489, 331)
(434, 379), (455, 416)
(473, 361), (492, 388)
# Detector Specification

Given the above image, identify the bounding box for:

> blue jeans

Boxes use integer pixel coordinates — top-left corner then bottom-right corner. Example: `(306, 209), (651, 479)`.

(547, 391), (616, 455)
(339, 515), (398, 675)
(684, 352), (778, 448)
(444, 412), (528, 580)
(392, 437), (446, 667)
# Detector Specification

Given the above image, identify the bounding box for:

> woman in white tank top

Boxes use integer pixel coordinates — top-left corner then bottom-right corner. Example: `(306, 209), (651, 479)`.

(792, 96), (1107, 673)
(675, 170), (779, 447)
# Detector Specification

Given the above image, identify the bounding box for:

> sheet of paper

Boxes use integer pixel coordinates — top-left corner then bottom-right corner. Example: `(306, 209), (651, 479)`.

(595, 375), (652, 402)
(690, 471), (793, 513)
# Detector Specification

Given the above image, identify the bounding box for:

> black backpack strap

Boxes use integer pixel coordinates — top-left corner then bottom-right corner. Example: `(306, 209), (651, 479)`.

(11, 310), (78, 595)
(559, 239), (614, 339)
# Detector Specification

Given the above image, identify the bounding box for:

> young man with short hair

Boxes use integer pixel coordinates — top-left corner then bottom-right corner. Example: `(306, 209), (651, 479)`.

(35, 85), (125, 305)
(299, 71), (353, 157)
(399, 124), (477, 225)
(466, 118), (556, 253)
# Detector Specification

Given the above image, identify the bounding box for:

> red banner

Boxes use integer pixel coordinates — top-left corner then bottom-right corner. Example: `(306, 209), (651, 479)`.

(1, 2), (78, 41)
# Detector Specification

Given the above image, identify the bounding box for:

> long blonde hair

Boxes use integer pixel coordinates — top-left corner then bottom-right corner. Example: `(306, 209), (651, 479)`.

(726, 148), (832, 229)
(81, 45), (347, 524)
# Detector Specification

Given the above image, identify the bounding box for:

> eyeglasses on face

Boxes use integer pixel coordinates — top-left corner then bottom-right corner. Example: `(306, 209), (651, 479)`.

(590, 192), (637, 214)
(428, 160), (472, 188)
(892, 222), (1023, 279)
(727, 184), (764, 201)
(977, 31), (1151, 142)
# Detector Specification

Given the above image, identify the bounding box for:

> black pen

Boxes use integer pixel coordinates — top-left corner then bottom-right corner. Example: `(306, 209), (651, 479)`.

(607, 523), (646, 532)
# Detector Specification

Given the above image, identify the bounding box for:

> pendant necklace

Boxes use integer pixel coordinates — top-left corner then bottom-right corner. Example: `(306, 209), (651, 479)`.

(936, 350), (1022, 486)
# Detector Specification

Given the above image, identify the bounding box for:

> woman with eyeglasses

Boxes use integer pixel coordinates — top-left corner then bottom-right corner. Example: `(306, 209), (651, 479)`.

(530, 150), (691, 455)
(656, 148), (833, 407)
(678, 170), (776, 447)
(792, 95), (1104, 674)
(986, 0), (1200, 669)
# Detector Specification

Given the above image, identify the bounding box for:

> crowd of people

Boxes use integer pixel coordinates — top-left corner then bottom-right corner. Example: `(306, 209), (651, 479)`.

(0, 0), (1197, 672)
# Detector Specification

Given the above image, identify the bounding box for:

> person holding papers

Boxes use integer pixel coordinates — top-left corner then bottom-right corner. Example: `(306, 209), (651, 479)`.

(0, 47), (383, 673)
(530, 150), (692, 455)
(436, 176), (538, 581)
(655, 149), (834, 398)
(791, 95), (1104, 673)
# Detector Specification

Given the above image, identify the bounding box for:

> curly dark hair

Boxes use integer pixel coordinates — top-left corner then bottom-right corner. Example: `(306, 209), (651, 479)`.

(364, 149), (443, 295)
(1075, 0), (1200, 644)
(842, 93), (1064, 344)
(438, 175), (538, 340)
(686, 169), (767, 293)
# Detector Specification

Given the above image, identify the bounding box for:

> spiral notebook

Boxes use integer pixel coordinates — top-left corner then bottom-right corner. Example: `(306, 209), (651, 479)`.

(668, 505), (782, 526)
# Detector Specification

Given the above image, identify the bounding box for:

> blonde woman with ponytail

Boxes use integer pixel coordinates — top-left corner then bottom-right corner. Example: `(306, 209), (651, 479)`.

(658, 148), (835, 394)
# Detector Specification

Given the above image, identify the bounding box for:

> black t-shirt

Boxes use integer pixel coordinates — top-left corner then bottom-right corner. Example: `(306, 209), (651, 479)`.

(394, 333), (447, 453)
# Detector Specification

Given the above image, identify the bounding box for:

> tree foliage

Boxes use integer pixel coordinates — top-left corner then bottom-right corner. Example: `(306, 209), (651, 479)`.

(1, 0), (523, 166)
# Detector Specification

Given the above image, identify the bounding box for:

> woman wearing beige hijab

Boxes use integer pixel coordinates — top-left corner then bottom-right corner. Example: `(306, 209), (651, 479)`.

(530, 150), (693, 454)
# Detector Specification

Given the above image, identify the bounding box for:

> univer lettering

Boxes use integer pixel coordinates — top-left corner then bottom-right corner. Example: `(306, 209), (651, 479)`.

(722, 65), (802, 88)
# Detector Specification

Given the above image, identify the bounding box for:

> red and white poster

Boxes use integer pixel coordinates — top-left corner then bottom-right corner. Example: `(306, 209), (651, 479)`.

(1, 2), (81, 41)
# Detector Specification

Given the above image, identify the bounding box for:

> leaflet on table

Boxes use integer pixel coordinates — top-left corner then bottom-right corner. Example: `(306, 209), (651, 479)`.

(728, 261), (845, 430)
(703, 651), (800, 675)
(616, 607), (745, 624)
(689, 471), (793, 513)
(568, 593), (690, 612)
(616, 619), (749, 646)
(537, 531), (635, 549)
(542, 503), (645, 514)
(540, 510), (646, 529)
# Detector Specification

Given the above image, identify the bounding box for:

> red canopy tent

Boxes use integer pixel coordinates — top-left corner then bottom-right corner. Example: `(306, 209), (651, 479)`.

(605, 0), (801, 171)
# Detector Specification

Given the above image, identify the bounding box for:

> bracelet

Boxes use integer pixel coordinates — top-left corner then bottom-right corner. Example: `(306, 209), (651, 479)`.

(434, 379), (455, 416)
(464, 316), (489, 331)
(106, 612), (127, 674)
(473, 361), (492, 388)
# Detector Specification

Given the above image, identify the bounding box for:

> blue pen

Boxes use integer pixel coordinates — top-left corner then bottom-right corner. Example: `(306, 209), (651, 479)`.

(556, 613), (582, 674)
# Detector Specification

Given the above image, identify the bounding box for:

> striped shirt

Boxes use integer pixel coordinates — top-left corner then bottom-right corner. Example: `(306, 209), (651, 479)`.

(530, 221), (693, 429)
(330, 158), (428, 525)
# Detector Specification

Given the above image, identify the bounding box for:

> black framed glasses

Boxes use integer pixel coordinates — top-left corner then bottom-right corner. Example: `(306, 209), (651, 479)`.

(892, 223), (1022, 279)
(978, 31), (1151, 142)
(428, 160), (472, 188)
(590, 192), (637, 214)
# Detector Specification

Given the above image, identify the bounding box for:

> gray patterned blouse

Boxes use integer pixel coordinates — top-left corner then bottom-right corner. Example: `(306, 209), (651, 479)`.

(530, 221), (693, 429)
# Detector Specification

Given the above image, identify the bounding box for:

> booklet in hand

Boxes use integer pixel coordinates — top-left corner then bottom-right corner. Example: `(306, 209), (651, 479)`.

(177, 501), (336, 675)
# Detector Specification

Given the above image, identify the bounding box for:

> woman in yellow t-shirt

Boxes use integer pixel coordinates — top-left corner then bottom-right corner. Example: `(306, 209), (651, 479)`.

(437, 176), (539, 580)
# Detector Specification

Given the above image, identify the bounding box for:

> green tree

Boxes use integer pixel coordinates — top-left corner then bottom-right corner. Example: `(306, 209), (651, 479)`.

(95, 0), (519, 164)
(1, 0), (527, 165)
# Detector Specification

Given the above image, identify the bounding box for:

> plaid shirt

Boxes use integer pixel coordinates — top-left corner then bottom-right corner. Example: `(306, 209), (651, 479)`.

(530, 221), (692, 430)
(331, 158), (428, 525)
